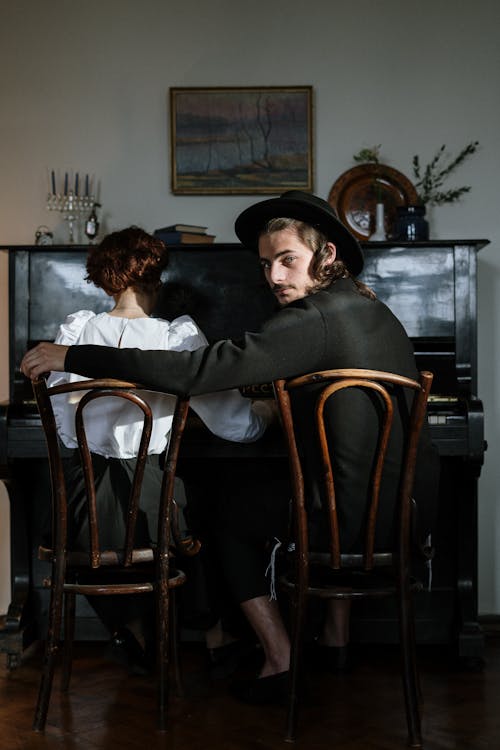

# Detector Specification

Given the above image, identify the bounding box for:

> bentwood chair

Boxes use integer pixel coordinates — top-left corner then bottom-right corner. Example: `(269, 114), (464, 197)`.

(273, 368), (433, 748)
(31, 377), (191, 732)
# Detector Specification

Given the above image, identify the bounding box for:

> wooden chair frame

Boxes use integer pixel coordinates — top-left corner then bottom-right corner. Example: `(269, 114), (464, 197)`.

(273, 368), (433, 748)
(31, 377), (190, 732)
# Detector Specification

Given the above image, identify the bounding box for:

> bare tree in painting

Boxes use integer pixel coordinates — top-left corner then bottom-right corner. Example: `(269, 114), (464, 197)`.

(237, 101), (257, 166)
(230, 100), (246, 166)
(255, 94), (274, 169)
(235, 127), (245, 166)
(236, 94), (275, 170)
(204, 98), (215, 174)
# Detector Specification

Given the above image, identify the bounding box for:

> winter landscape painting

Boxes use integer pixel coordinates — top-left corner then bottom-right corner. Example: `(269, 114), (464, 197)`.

(170, 86), (313, 194)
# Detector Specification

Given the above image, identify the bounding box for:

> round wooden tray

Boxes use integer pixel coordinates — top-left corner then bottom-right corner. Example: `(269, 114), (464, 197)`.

(328, 164), (419, 240)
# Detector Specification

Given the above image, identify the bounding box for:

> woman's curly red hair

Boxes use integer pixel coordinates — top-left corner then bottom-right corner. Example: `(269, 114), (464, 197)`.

(85, 226), (168, 295)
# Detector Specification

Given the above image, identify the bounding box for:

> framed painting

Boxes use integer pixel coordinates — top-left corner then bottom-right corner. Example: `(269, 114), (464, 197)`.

(170, 86), (313, 194)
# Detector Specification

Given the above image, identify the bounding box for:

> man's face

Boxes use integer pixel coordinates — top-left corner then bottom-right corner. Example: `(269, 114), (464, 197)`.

(258, 228), (335, 306)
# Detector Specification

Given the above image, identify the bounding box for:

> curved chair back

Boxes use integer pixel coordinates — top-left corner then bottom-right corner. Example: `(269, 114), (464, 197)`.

(274, 368), (433, 571)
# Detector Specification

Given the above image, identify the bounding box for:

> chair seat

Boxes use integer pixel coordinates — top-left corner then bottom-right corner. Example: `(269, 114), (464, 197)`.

(38, 544), (188, 594)
(280, 568), (423, 599)
(39, 544), (155, 566)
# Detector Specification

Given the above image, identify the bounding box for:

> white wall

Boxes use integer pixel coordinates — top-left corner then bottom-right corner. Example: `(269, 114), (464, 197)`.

(1, 0), (499, 612)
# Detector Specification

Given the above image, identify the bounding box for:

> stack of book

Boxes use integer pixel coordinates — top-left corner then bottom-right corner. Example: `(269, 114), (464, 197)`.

(154, 223), (215, 245)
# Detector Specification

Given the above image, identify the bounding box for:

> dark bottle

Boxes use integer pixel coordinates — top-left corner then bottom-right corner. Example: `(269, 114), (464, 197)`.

(85, 203), (101, 243)
(394, 205), (429, 241)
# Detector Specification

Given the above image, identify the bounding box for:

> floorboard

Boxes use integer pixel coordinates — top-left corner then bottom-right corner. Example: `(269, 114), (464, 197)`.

(1, 631), (499, 749)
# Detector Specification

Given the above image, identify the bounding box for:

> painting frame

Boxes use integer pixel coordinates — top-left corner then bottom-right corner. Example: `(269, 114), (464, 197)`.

(170, 86), (313, 195)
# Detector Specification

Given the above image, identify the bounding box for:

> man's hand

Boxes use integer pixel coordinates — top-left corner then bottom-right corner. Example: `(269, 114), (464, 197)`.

(20, 343), (69, 380)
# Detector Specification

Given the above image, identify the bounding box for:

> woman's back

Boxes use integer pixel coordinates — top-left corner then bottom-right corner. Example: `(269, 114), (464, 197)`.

(48, 309), (269, 457)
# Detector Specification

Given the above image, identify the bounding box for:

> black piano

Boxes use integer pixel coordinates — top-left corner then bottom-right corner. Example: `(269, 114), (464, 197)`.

(0, 239), (488, 668)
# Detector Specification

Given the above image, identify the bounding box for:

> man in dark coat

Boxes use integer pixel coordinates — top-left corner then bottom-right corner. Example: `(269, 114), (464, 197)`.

(21, 191), (438, 703)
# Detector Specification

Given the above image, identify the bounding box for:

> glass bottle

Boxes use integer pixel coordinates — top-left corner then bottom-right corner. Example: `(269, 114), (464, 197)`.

(85, 203), (100, 244)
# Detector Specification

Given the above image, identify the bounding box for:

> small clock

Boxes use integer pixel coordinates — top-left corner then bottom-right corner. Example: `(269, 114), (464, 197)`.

(35, 226), (54, 246)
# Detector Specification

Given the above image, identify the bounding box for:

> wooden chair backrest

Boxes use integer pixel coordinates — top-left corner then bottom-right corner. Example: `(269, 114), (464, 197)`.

(273, 368), (433, 571)
(32, 377), (190, 570)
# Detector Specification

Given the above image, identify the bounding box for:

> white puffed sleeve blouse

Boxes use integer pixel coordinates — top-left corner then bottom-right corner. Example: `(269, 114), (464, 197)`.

(47, 311), (268, 458)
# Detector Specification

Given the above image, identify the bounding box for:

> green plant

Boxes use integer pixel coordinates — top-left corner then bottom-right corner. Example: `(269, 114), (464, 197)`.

(353, 145), (382, 165)
(412, 141), (479, 206)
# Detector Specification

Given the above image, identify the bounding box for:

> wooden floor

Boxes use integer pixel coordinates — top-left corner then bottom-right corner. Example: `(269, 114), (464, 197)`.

(1, 630), (499, 750)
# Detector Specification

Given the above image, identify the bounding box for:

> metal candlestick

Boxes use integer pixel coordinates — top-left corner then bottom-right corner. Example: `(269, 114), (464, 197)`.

(46, 191), (94, 244)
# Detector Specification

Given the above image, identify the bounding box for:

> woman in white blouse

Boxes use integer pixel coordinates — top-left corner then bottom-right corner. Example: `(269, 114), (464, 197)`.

(47, 226), (271, 669)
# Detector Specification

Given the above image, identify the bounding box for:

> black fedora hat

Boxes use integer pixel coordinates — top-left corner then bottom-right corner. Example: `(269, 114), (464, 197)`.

(235, 190), (364, 276)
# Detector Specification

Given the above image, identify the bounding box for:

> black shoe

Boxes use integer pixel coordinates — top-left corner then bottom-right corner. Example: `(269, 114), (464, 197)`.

(230, 671), (289, 706)
(107, 628), (153, 676)
(208, 640), (256, 680)
(312, 641), (351, 673)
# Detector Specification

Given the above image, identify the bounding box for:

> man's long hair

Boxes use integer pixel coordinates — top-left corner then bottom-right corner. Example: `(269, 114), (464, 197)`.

(261, 218), (376, 300)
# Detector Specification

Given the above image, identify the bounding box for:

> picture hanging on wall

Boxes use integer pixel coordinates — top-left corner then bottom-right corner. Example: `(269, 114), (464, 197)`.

(170, 86), (313, 195)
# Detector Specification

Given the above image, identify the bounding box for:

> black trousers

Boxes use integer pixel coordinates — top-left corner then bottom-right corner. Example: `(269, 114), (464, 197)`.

(215, 464), (291, 605)
(213, 448), (439, 607)
(62, 452), (186, 636)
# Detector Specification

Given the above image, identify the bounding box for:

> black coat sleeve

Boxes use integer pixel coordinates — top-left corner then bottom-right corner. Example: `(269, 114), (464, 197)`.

(64, 301), (326, 396)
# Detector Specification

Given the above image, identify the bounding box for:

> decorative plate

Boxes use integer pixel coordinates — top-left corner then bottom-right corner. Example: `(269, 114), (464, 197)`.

(328, 164), (419, 240)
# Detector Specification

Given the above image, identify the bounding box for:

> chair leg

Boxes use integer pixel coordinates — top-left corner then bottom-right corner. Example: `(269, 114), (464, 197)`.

(398, 585), (422, 748)
(61, 591), (76, 692)
(285, 588), (307, 743)
(169, 589), (184, 698)
(33, 563), (65, 731)
(408, 592), (423, 707)
(157, 575), (171, 731)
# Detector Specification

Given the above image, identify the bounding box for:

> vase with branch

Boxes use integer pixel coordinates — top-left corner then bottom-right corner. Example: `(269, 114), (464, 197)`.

(396, 141), (479, 240)
(351, 141), (479, 241)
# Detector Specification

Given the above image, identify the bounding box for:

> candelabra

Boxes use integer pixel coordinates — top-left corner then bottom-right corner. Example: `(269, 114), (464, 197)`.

(46, 170), (99, 244)
(46, 191), (94, 244)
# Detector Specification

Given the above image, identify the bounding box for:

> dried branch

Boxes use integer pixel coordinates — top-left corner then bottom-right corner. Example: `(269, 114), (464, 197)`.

(412, 141), (479, 205)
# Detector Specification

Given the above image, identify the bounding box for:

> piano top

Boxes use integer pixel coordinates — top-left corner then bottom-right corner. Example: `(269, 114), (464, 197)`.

(4, 240), (489, 404)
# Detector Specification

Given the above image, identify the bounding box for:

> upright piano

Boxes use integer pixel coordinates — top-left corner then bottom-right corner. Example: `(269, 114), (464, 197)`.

(0, 239), (488, 668)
